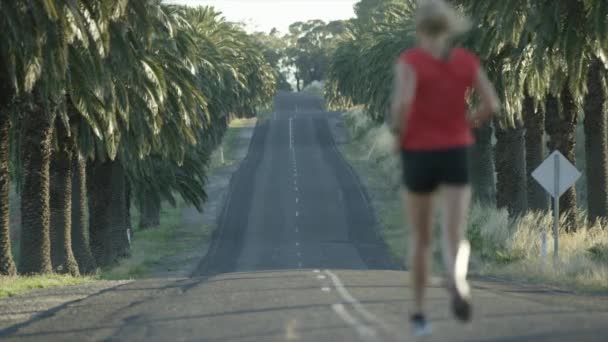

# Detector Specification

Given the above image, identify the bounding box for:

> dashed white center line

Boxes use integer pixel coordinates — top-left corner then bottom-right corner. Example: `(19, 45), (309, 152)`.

(298, 262), (303, 268)
(289, 118), (293, 150)
(295, 211), (299, 217)
(295, 242), (300, 247)
(317, 275), (326, 280)
(321, 287), (331, 293)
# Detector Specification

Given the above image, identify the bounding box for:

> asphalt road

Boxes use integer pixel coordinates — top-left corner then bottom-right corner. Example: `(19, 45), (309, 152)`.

(2, 92), (608, 341)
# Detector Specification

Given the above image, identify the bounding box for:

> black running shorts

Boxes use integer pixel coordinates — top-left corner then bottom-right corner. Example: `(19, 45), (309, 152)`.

(401, 147), (470, 193)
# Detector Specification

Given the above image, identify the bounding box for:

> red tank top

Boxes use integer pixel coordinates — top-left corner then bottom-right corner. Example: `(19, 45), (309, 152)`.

(399, 47), (479, 150)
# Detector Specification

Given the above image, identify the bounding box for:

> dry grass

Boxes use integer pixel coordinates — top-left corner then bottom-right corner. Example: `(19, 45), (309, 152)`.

(340, 106), (608, 292)
(209, 117), (257, 169)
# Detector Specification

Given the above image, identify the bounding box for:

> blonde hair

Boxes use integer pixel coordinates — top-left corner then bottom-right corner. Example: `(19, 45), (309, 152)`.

(415, 0), (470, 37)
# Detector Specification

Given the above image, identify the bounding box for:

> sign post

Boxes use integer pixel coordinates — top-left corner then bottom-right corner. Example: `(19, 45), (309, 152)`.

(553, 153), (559, 262)
(532, 150), (581, 263)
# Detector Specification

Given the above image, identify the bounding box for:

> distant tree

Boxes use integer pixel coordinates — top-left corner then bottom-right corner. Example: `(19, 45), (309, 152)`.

(252, 30), (292, 91)
(285, 20), (347, 91)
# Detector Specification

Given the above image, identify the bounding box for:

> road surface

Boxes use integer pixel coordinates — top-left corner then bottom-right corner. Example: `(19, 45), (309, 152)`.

(2, 92), (607, 341)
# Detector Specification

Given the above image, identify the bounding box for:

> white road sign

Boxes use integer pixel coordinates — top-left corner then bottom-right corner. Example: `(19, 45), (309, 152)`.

(532, 150), (581, 198)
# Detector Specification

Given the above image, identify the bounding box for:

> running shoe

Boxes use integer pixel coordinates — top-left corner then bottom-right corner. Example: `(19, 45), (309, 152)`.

(410, 313), (432, 337)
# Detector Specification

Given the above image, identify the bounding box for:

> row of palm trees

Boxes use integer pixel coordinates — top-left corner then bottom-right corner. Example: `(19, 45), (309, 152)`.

(326, 0), (607, 230)
(0, 1), (277, 276)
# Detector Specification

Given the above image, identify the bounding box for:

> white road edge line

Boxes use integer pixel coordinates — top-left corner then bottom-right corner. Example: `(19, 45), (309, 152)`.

(325, 270), (390, 332)
(332, 304), (377, 340)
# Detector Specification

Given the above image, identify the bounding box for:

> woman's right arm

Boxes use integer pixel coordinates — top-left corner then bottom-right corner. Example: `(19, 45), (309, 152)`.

(471, 68), (500, 127)
(390, 61), (416, 135)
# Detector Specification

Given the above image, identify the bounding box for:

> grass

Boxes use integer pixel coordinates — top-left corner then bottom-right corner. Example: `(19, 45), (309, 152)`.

(339, 106), (608, 293)
(0, 275), (93, 299)
(209, 117), (257, 170)
(257, 108), (273, 122)
(101, 204), (183, 280)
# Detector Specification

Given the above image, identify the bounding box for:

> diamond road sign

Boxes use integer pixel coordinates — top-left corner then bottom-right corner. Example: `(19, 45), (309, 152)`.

(532, 150), (581, 198)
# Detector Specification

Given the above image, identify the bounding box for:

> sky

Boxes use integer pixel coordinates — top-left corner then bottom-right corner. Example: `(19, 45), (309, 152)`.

(164, 0), (357, 33)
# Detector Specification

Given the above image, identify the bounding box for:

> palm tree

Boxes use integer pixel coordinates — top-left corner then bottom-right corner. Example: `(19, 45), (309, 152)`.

(0, 110), (16, 276)
(494, 120), (528, 215)
(469, 124), (496, 205)
(522, 95), (548, 212)
(19, 97), (56, 274)
(0, 2), (37, 275)
(583, 58), (608, 224)
(11, 0), (104, 274)
(49, 120), (79, 275)
(71, 149), (96, 274)
(545, 90), (579, 231)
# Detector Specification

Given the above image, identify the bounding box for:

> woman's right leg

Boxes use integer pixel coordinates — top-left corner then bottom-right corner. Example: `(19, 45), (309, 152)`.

(404, 188), (435, 315)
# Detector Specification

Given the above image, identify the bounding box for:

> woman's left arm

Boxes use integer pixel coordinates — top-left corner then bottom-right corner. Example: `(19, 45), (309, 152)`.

(390, 61), (416, 136)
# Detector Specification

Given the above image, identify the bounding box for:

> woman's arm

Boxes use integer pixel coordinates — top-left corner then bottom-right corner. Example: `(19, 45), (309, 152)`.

(471, 67), (500, 127)
(390, 61), (416, 135)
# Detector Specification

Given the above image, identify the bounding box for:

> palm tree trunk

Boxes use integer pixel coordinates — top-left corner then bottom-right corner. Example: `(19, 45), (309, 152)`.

(296, 74), (302, 92)
(49, 122), (79, 275)
(87, 159), (130, 267)
(108, 160), (130, 259)
(125, 179), (132, 244)
(469, 123), (496, 205)
(71, 152), (96, 274)
(494, 120), (527, 215)
(0, 113), (16, 275)
(545, 91), (579, 231)
(523, 95), (549, 212)
(87, 159), (113, 266)
(19, 106), (55, 274)
(139, 191), (161, 229)
(583, 58), (608, 224)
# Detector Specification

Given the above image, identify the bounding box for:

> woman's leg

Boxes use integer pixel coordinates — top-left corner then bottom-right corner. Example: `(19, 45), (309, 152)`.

(404, 188), (435, 314)
(439, 184), (473, 320)
(440, 185), (471, 279)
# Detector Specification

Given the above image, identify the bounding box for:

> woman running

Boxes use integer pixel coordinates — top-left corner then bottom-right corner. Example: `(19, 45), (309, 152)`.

(389, 0), (500, 336)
